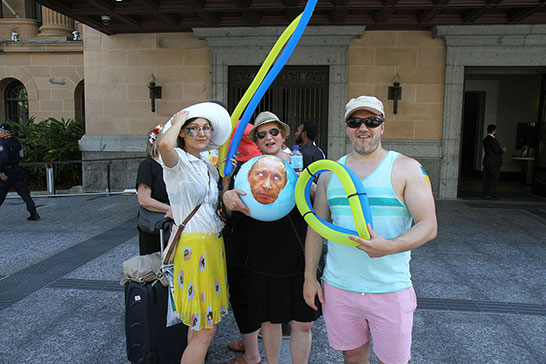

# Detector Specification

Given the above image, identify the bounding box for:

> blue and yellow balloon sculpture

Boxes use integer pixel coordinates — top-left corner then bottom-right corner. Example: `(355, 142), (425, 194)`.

(219, 0), (318, 178)
(295, 160), (374, 246)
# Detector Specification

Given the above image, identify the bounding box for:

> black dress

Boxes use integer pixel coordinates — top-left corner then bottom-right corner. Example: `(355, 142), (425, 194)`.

(223, 162), (256, 333)
(235, 207), (320, 326)
(136, 158), (169, 255)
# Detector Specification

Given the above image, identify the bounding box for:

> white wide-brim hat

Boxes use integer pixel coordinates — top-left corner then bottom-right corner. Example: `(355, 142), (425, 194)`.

(162, 102), (232, 151)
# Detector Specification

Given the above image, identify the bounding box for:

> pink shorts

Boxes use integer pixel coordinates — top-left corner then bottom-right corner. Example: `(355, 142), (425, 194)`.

(322, 281), (417, 364)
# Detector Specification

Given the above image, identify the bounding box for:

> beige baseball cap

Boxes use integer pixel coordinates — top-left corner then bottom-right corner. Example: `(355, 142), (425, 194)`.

(345, 96), (385, 119)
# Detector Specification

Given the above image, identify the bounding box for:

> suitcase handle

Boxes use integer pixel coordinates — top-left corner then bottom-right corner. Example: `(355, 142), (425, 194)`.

(156, 217), (173, 232)
(157, 218), (173, 255)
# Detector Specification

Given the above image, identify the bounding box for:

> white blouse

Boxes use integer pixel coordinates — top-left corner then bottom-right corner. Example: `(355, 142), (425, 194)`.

(161, 148), (223, 233)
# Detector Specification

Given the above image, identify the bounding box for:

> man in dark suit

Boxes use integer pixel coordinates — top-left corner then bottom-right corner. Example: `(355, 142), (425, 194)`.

(482, 124), (507, 200)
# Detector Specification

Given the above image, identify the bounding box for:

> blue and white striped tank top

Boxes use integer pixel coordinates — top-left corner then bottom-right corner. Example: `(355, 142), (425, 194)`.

(322, 151), (413, 293)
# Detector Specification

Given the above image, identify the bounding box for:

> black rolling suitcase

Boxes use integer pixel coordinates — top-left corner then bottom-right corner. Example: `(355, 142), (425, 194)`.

(125, 220), (188, 364)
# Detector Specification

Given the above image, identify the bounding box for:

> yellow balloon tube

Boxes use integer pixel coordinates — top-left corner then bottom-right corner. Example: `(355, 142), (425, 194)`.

(294, 160), (371, 245)
(218, 14), (302, 177)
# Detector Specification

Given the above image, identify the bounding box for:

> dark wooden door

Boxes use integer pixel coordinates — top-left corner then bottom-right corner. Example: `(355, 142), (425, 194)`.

(228, 65), (329, 155)
(532, 73), (546, 196)
(461, 91), (485, 179)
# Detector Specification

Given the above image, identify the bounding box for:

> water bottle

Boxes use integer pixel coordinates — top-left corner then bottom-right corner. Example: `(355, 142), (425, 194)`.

(290, 145), (303, 173)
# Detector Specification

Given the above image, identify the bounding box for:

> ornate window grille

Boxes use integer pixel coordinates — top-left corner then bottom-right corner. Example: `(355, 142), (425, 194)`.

(5, 80), (29, 123)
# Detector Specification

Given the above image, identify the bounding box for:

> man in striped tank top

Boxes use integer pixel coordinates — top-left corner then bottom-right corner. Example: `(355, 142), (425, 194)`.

(303, 96), (437, 364)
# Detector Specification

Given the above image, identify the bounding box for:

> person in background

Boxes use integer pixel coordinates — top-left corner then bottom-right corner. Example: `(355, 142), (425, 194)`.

(294, 120), (325, 168)
(136, 125), (172, 255)
(0, 123), (40, 221)
(304, 95), (437, 364)
(158, 103), (231, 364)
(482, 124), (507, 200)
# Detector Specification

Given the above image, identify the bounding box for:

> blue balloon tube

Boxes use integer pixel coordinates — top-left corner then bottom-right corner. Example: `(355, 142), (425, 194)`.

(223, 0), (318, 177)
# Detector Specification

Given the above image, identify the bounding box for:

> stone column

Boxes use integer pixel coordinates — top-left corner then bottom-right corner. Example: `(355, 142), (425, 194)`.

(37, 6), (74, 40)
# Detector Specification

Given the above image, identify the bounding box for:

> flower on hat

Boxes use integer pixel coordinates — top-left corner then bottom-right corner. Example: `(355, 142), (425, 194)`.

(148, 123), (165, 145)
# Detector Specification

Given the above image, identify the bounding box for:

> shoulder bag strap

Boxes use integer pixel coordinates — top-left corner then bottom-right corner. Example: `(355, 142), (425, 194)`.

(287, 214), (305, 250)
(163, 169), (211, 264)
(162, 203), (202, 265)
(288, 214), (325, 278)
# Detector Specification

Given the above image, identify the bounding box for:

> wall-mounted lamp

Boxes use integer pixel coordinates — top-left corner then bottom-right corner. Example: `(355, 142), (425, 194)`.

(388, 73), (402, 115)
(148, 73), (162, 112)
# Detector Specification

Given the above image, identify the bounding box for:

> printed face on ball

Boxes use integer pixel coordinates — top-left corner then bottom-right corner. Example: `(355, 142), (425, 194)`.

(248, 155), (288, 205)
(234, 155), (297, 222)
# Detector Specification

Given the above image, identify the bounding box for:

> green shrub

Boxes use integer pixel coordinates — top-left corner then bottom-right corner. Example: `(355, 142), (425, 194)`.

(8, 117), (85, 189)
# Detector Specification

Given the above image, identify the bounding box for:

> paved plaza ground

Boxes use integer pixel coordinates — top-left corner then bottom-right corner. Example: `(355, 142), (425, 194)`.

(1, 191), (545, 364)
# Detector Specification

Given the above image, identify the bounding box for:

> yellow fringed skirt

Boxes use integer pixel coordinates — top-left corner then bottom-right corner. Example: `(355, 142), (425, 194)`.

(173, 232), (229, 331)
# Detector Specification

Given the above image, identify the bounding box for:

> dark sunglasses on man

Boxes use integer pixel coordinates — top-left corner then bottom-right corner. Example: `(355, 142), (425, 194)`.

(346, 116), (384, 129)
(256, 127), (280, 140)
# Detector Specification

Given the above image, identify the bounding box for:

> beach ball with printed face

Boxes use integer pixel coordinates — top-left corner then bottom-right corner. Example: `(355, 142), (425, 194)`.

(234, 155), (297, 221)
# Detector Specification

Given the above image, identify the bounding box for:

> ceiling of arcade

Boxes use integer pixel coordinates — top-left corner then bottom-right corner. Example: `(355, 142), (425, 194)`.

(37, 0), (546, 35)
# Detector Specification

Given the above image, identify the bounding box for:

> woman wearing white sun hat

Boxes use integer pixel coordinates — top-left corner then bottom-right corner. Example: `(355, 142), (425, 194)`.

(158, 101), (232, 364)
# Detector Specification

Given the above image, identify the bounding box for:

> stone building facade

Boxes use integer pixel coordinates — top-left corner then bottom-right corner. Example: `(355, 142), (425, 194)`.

(2, 2), (546, 198)
(0, 5), (83, 123)
(79, 25), (446, 195)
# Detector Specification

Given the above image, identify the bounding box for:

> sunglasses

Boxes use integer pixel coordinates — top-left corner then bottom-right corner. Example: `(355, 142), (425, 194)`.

(346, 116), (384, 129)
(256, 128), (280, 140)
(185, 125), (212, 134)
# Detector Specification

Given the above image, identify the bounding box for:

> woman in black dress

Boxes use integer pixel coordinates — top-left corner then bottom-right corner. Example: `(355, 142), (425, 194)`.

(222, 111), (319, 364)
(136, 125), (172, 255)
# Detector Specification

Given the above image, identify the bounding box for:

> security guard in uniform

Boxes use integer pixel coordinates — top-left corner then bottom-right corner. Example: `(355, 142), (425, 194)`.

(0, 123), (40, 221)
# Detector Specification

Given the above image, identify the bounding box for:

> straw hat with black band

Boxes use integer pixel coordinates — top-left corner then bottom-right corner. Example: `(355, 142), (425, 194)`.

(248, 111), (291, 143)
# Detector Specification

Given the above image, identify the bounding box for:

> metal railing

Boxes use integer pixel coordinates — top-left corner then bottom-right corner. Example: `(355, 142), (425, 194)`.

(18, 156), (146, 197)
